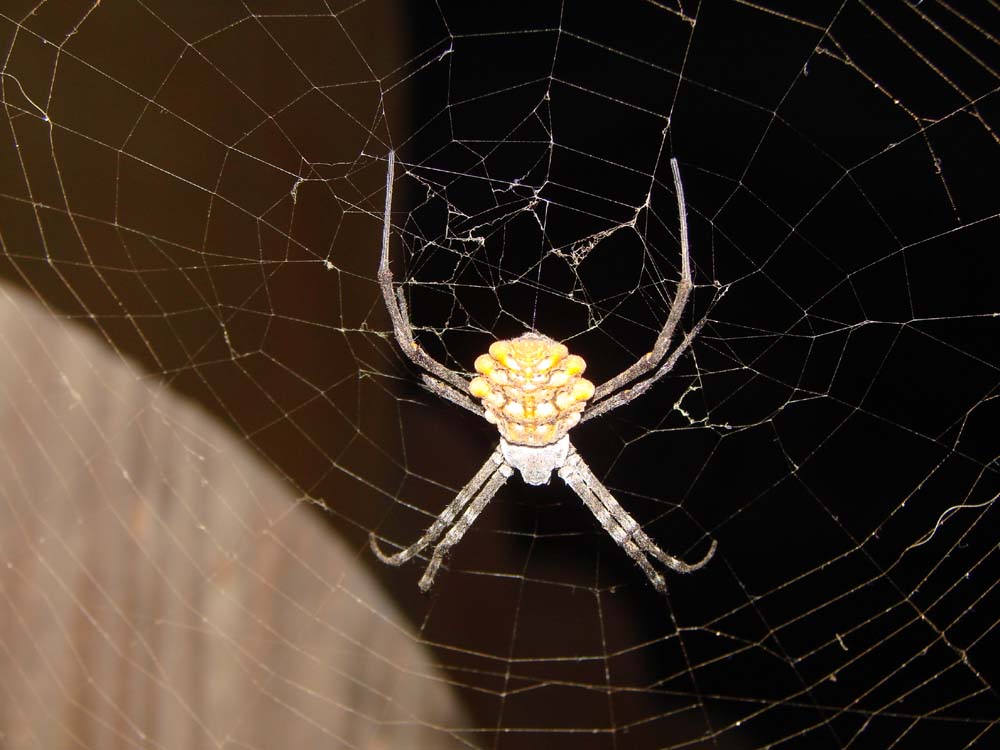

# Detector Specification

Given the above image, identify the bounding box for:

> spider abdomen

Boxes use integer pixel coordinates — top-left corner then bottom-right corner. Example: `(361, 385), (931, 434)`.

(469, 334), (595, 447)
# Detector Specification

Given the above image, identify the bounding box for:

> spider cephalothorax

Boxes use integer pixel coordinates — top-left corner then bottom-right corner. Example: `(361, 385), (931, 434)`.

(371, 151), (716, 592)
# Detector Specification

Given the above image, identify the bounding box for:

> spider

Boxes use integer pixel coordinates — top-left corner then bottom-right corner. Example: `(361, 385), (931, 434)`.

(370, 151), (716, 592)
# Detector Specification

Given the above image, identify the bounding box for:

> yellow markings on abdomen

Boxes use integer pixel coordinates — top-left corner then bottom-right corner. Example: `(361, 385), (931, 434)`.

(468, 333), (595, 447)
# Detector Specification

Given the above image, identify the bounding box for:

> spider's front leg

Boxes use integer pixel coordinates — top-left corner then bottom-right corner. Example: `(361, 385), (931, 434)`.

(558, 445), (715, 591)
(417, 463), (512, 591)
(370, 447), (513, 591)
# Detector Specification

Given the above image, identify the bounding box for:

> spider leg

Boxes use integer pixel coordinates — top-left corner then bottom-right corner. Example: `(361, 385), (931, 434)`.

(561, 474), (668, 591)
(570, 447), (716, 572)
(591, 158), (692, 405)
(370, 447), (502, 566)
(420, 373), (483, 417)
(378, 150), (470, 393)
(419, 463), (513, 591)
(580, 308), (713, 424)
(583, 159), (704, 419)
(558, 443), (715, 591)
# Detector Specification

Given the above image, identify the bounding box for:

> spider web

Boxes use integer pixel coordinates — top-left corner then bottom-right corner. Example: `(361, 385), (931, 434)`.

(1, 1), (998, 748)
